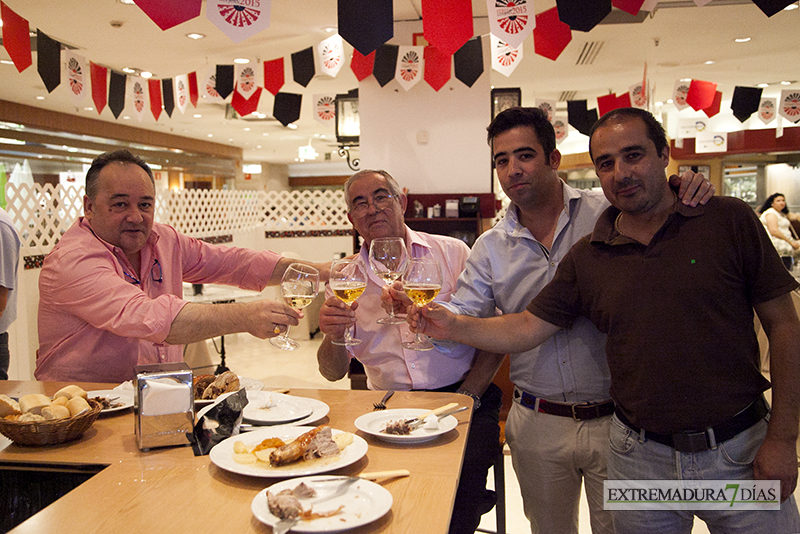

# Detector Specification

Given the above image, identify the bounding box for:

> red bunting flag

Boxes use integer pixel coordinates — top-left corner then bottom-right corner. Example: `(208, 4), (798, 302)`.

(424, 46), (452, 92)
(703, 90), (723, 118)
(133, 0), (202, 30)
(263, 58), (285, 96)
(350, 50), (375, 82)
(1, 1), (32, 72)
(686, 79), (717, 111)
(612, 0), (646, 15)
(231, 86), (262, 117)
(188, 72), (199, 107)
(148, 78), (163, 121)
(422, 0), (474, 56)
(90, 62), (108, 115)
(533, 7), (572, 61)
(597, 93), (619, 117)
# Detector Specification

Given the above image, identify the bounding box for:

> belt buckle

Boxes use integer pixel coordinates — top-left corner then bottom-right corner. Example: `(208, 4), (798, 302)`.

(671, 431), (709, 453)
(571, 402), (593, 421)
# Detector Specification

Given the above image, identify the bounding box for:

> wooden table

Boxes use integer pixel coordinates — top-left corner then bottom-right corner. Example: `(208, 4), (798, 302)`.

(0, 382), (472, 534)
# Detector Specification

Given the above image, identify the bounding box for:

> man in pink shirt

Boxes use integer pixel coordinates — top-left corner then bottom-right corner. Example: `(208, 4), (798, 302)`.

(36, 150), (329, 383)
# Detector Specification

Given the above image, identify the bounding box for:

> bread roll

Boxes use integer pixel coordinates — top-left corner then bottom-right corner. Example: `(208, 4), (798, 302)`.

(41, 404), (71, 420)
(54, 385), (88, 401)
(19, 393), (52, 415)
(66, 396), (91, 417)
(52, 396), (69, 406)
(0, 394), (20, 417)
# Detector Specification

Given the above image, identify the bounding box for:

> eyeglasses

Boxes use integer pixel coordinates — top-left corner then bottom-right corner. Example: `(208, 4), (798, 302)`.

(350, 193), (396, 217)
(123, 259), (163, 285)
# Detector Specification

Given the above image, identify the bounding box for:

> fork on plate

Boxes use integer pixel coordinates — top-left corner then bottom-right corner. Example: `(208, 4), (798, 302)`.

(372, 390), (394, 410)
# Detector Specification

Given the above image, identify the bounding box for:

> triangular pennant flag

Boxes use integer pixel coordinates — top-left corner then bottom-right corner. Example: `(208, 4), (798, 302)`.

(204, 67), (224, 102)
(64, 50), (88, 106)
(779, 90), (800, 124)
(131, 77), (148, 122)
(730, 86), (762, 123)
(215, 65), (234, 99)
(90, 62), (108, 115)
(536, 99), (557, 123)
(231, 86), (262, 117)
(338, 0), (393, 56)
(134, 0), (201, 30)
(318, 34), (345, 78)
(454, 37), (484, 88)
(553, 115), (569, 144)
(149, 78), (163, 121)
(597, 93), (619, 117)
(567, 100), (597, 136)
(686, 79), (717, 111)
(350, 50), (375, 82)
(1, 2), (32, 72)
(424, 46), (451, 92)
(313, 94), (336, 125)
(556, 0), (611, 32)
(292, 47), (315, 87)
(108, 71), (126, 119)
(533, 6), (572, 61)
(758, 97), (777, 125)
(373, 44), (399, 87)
(395, 46), (424, 91)
(235, 64), (258, 99)
(162, 78), (174, 117)
(174, 74), (189, 114)
(751, 0), (794, 16)
(629, 81), (647, 109)
(702, 90), (722, 118)
(487, 0), (535, 50)
(273, 92), (302, 127)
(673, 79), (690, 110)
(490, 35), (523, 77)
(423, 0), (474, 56)
(263, 58), (285, 96)
(36, 30), (61, 93)
(612, 0), (646, 15)
(616, 92), (632, 109)
(206, 0), (271, 43)
(188, 71), (199, 107)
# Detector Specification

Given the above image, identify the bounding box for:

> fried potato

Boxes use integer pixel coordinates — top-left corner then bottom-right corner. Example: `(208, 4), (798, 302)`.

(333, 432), (354, 451)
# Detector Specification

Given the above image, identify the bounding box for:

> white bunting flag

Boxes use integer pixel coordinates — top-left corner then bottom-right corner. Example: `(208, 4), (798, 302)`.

(174, 74), (189, 115)
(779, 90), (800, 124)
(395, 46), (424, 91)
(553, 115), (569, 145)
(313, 94), (336, 125)
(490, 34), (523, 77)
(758, 97), (777, 125)
(673, 79), (690, 111)
(206, 0), (271, 44)
(487, 0), (535, 50)
(695, 131), (728, 153)
(536, 99), (557, 123)
(130, 77), (148, 122)
(63, 50), (88, 107)
(629, 82), (647, 109)
(317, 34), (344, 78)
(235, 64), (258, 99)
(204, 67), (224, 103)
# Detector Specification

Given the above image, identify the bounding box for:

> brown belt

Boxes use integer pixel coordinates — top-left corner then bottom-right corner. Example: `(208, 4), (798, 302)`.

(514, 388), (615, 421)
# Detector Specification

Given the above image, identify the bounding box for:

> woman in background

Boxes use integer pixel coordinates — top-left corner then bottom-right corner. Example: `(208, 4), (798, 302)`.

(759, 192), (800, 257)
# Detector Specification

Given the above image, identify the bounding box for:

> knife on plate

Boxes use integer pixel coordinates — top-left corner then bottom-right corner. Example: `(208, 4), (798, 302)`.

(401, 402), (460, 427)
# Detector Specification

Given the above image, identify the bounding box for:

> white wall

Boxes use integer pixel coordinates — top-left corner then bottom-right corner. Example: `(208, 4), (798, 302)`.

(766, 164), (800, 211)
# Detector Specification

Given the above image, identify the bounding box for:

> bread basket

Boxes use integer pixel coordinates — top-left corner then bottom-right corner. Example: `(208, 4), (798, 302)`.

(0, 399), (103, 446)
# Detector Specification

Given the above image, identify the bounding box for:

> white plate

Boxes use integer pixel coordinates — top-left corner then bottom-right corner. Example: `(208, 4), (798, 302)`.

(354, 408), (460, 444)
(87, 389), (134, 413)
(243, 391), (314, 424)
(194, 375), (265, 408)
(209, 426), (368, 478)
(244, 397), (330, 429)
(251, 475), (392, 532)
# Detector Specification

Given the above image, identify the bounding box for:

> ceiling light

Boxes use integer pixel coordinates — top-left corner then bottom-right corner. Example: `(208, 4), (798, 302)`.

(256, 145), (262, 149)
(758, 83), (769, 88)
(208, 134), (213, 137)
(123, 116), (130, 120)
(243, 127), (251, 131)
(193, 114), (202, 118)
(781, 81), (792, 85)
(0, 60), (13, 65)
(186, 33), (205, 40)
(140, 71), (152, 79)
(323, 27), (337, 33)
(262, 132), (269, 136)
(122, 67), (136, 74)
(35, 96), (45, 100)
(785, 3), (798, 10)
(680, 78), (691, 82)
(233, 58), (250, 64)
(704, 60), (715, 65)
(666, 99), (674, 104)
(84, 107), (94, 111)
(118, 0), (135, 4)
(287, 123), (298, 129)
(656, 101), (663, 106)
(734, 37), (751, 43)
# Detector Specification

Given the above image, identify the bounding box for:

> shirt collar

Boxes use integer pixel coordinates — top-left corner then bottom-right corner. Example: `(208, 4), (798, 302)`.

(591, 195), (705, 246)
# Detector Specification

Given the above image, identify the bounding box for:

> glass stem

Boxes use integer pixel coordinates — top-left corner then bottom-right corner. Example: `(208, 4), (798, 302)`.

(283, 326), (291, 340)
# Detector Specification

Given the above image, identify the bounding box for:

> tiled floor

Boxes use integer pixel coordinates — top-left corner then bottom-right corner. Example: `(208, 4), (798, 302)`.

(207, 332), (795, 534)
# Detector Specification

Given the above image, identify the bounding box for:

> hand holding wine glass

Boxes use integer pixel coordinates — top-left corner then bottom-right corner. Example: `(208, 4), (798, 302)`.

(330, 258), (367, 346)
(269, 263), (319, 351)
(369, 237), (408, 325)
(402, 257), (443, 351)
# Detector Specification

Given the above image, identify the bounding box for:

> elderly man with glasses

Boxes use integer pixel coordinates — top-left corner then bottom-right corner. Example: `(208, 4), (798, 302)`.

(316, 169), (504, 534)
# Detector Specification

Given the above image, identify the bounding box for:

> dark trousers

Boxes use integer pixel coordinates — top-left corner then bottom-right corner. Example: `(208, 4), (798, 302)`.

(0, 331), (8, 380)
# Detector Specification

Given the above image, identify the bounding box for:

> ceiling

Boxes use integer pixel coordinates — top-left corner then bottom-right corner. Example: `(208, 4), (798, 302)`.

(0, 0), (798, 170)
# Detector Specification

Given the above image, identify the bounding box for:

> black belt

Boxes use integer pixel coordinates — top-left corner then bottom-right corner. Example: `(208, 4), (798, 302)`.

(615, 397), (769, 453)
(514, 388), (615, 421)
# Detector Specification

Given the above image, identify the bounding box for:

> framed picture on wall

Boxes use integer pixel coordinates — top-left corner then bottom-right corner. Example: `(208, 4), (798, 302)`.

(491, 88), (521, 118)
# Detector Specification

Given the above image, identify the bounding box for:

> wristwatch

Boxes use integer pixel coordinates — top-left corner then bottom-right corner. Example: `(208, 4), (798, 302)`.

(456, 388), (481, 411)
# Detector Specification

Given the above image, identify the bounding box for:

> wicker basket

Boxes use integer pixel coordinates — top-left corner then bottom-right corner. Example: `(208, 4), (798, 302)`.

(0, 398), (103, 446)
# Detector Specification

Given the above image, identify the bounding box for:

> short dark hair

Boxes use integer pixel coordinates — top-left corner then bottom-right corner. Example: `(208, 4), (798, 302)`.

(85, 150), (154, 199)
(588, 107), (669, 161)
(760, 192), (789, 215)
(487, 107), (556, 158)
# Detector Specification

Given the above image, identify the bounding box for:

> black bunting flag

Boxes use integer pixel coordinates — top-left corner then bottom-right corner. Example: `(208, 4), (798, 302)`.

(273, 92), (302, 127)
(454, 37), (484, 88)
(36, 30), (61, 93)
(109, 71), (126, 119)
(162, 78), (174, 117)
(215, 65), (234, 100)
(291, 47), (315, 87)
(373, 45), (399, 87)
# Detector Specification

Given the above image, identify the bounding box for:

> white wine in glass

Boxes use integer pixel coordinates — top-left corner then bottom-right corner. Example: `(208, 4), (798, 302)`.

(330, 258), (367, 346)
(270, 263), (319, 351)
(369, 237), (408, 325)
(402, 258), (443, 351)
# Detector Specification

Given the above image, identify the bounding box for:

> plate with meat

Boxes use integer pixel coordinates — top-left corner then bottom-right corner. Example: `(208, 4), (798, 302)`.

(193, 372), (263, 408)
(354, 408), (460, 444)
(209, 425), (368, 478)
(251, 475), (392, 532)
(87, 389), (134, 414)
(242, 391), (314, 425)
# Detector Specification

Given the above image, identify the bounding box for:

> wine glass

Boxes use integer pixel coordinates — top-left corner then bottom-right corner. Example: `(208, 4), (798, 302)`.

(329, 258), (367, 346)
(369, 237), (408, 325)
(270, 263), (319, 351)
(402, 258), (443, 351)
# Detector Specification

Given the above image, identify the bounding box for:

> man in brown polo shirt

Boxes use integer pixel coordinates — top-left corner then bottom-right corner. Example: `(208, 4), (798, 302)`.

(408, 108), (800, 533)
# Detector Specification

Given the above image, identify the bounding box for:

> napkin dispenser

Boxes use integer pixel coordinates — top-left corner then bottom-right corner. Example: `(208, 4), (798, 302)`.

(134, 362), (193, 451)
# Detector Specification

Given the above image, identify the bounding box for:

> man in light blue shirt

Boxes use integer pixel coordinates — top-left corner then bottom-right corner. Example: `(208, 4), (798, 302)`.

(0, 206), (20, 380)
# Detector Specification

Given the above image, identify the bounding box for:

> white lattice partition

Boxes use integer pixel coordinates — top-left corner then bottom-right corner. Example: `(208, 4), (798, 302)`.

(157, 189), (269, 238)
(264, 189), (350, 231)
(6, 183), (85, 256)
